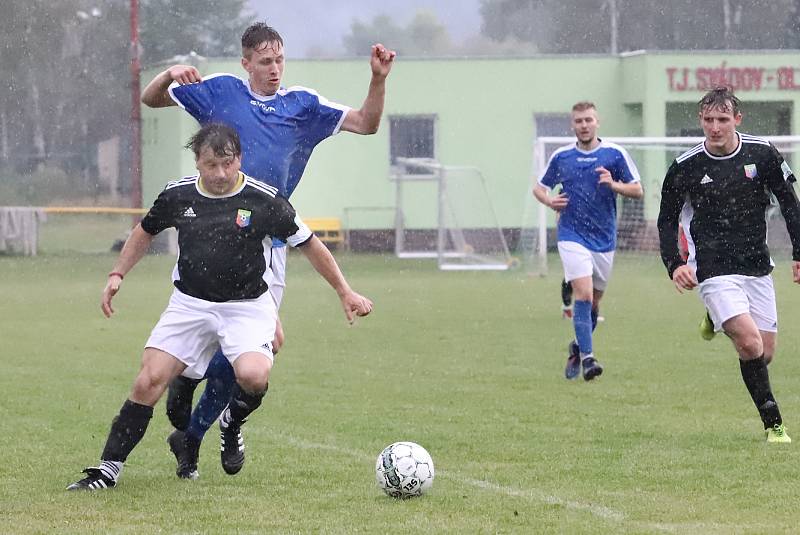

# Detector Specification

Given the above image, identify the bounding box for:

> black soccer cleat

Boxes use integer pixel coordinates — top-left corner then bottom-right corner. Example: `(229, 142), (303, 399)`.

(167, 429), (200, 480)
(582, 357), (604, 381)
(66, 467), (117, 491)
(220, 418), (245, 475)
(565, 341), (581, 380)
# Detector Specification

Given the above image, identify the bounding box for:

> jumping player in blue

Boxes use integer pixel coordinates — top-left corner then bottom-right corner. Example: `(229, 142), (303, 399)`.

(141, 22), (395, 479)
(533, 101), (643, 381)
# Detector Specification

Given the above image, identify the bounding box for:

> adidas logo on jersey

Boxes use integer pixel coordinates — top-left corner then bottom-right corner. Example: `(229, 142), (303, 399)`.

(700, 175), (713, 184)
(183, 207), (196, 218)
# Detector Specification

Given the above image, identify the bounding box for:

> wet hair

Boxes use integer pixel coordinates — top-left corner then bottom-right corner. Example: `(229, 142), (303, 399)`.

(241, 22), (283, 57)
(572, 101), (597, 113)
(185, 123), (241, 159)
(699, 87), (740, 116)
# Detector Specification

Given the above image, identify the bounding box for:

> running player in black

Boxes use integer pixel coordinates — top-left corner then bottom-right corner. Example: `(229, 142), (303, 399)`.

(657, 87), (800, 443)
(67, 124), (372, 489)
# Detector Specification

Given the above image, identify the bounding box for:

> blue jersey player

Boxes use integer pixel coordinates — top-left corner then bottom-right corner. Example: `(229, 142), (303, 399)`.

(533, 102), (643, 381)
(141, 22), (395, 479)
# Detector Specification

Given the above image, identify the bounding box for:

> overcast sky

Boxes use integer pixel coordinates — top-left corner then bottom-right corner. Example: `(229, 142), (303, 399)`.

(247, 0), (482, 57)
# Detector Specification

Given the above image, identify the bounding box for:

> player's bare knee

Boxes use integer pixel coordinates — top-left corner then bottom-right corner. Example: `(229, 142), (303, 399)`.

(131, 369), (170, 404)
(233, 357), (272, 392)
(733, 334), (763, 359)
(236, 371), (269, 393)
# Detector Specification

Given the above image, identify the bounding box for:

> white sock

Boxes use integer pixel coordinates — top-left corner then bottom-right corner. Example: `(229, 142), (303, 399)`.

(99, 460), (123, 482)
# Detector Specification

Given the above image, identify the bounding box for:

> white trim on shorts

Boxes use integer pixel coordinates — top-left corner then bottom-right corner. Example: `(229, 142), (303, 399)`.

(145, 289), (277, 379)
(557, 241), (615, 291)
(698, 274), (778, 333)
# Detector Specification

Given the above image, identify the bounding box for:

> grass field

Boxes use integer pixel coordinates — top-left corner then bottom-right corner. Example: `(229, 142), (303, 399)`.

(3, 246), (800, 534)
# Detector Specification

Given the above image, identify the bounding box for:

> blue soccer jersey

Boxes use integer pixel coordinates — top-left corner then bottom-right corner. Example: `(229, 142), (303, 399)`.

(538, 140), (640, 252)
(169, 74), (350, 199)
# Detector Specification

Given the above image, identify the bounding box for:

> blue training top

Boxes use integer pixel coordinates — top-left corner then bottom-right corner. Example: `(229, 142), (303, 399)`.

(169, 74), (349, 199)
(538, 140), (640, 252)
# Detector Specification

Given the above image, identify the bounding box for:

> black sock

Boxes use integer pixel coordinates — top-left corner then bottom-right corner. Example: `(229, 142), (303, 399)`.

(226, 383), (268, 426)
(101, 399), (154, 462)
(739, 356), (782, 429)
(165, 376), (202, 431)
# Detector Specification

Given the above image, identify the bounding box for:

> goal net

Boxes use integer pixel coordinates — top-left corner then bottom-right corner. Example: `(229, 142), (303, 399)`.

(520, 135), (800, 276)
(391, 157), (513, 270)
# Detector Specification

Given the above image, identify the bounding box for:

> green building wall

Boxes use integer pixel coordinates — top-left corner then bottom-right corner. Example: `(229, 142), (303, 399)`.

(142, 51), (800, 231)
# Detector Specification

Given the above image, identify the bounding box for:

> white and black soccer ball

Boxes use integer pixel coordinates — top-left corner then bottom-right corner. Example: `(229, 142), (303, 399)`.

(375, 441), (435, 498)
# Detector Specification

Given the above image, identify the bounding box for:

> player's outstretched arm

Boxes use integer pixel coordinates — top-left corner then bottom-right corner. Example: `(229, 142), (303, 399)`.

(340, 44), (396, 135)
(297, 236), (373, 323)
(141, 65), (203, 108)
(101, 224), (155, 317)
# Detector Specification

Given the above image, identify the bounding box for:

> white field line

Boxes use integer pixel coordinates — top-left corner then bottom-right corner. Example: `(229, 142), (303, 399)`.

(275, 432), (629, 524)
(270, 432), (764, 533)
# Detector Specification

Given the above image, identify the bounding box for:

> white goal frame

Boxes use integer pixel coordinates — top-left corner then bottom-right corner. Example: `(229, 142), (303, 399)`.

(391, 157), (513, 271)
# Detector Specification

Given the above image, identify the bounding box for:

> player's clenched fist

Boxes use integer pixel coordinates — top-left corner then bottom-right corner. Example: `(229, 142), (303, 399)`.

(370, 44), (396, 78)
(342, 292), (373, 324)
(167, 65), (202, 85)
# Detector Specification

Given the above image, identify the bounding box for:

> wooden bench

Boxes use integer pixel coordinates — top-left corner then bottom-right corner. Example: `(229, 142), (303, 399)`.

(304, 217), (343, 246)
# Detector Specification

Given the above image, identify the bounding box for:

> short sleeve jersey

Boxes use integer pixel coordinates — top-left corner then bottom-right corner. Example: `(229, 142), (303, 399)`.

(140, 173), (313, 302)
(169, 74), (350, 199)
(538, 140), (641, 252)
(657, 133), (800, 282)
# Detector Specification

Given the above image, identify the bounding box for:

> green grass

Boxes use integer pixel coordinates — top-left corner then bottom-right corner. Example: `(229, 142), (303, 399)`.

(2, 251), (800, 534)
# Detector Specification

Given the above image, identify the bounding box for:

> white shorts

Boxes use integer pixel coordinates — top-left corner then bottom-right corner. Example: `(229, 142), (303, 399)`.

(145, 289), (277, 380)
(557, 241), (615, 291)
(269, 245), (287, 307)
(698, 274), (778, 333)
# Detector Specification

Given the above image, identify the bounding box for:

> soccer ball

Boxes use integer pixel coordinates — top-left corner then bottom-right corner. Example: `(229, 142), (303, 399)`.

(375, 441), (435, 498)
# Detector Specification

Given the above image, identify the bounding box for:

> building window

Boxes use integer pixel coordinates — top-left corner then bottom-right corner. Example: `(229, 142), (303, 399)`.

(389, 115), (436, 174)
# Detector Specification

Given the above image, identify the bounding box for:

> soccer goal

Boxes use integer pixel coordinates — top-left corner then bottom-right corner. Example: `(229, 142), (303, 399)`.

(520, 135), (800, 276)
(391, 157), (513, 271)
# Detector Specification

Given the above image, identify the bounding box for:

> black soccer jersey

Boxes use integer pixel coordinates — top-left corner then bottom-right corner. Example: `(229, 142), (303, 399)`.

(658, 133), (800, 282)
(140, 173), (312, 302)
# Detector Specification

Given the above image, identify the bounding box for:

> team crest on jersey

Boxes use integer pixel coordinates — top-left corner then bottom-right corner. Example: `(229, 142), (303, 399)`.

(236, 209), (252, 228)
(743, 164), (758, 179)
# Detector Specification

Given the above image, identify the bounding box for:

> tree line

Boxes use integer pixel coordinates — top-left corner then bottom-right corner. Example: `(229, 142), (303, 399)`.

(0, 0), (251, 202)
(2, 0), (799, 203)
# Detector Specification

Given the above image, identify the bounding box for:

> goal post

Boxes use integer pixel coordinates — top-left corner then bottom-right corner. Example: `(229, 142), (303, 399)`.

(520, 135), (800, 276)
(391, 157), (514, 271)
